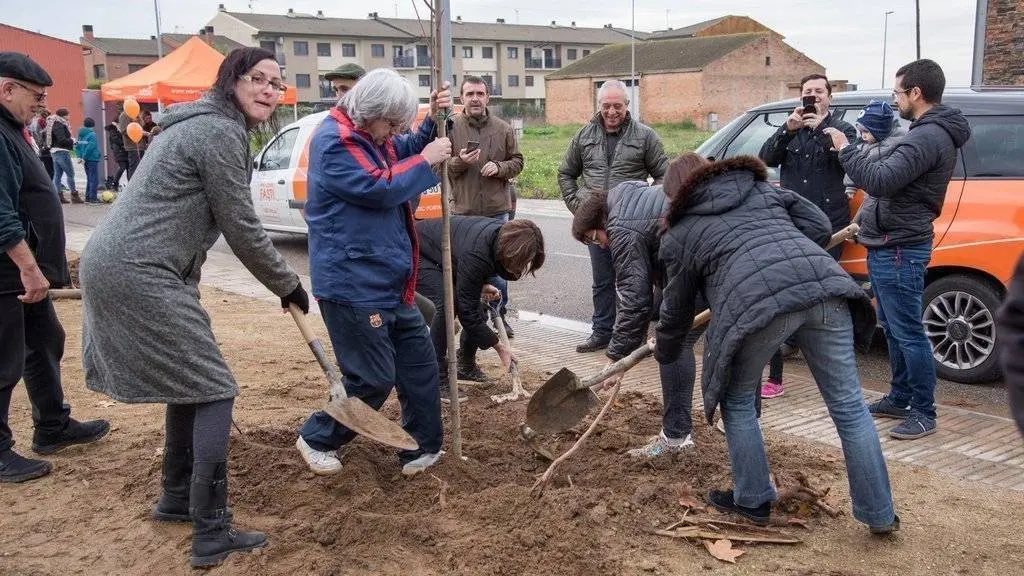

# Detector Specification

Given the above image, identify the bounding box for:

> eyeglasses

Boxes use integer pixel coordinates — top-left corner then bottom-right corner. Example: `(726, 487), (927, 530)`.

(892, 87), (912, 99)
(239, 73), (288, 93)
(11, 81), (47, 103)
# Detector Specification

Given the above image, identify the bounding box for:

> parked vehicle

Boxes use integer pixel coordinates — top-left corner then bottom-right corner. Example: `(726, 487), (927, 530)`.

(696, 88), (1024, 384)
(250, 104), (461, 233)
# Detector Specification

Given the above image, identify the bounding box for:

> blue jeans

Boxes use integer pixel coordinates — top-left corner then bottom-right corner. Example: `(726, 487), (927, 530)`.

(298, 300), (443, 463)
(659, 324), (706, 439)
(588, 243), (616, 336)
(487, 212), (510, 316)
(867, 243), (936, 419)
(720, 298), (895, 527)
(51, 150), (76, 194)
(84, 160), (99, 202)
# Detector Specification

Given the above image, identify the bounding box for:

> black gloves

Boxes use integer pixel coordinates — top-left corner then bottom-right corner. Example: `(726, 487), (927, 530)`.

(281, 283), (309, 314)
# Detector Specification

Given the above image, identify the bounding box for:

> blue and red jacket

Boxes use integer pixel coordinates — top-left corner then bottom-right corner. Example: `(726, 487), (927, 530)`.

(306, 108), (439, 307)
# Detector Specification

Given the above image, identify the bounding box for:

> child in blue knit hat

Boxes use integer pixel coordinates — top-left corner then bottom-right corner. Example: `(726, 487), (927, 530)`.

(844, 100), (906, 203)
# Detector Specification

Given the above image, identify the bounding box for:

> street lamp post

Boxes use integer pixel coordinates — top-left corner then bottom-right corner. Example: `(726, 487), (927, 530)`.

(882, 10), (894, 88)
(630, 0), (636, 118)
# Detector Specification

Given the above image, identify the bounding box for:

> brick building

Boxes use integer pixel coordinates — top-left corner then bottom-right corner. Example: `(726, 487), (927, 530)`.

(80, 25), (244, 85)
(0, 24), (86, 126)
(981, 0), (1023, 85)
(544, 16), (842, 129)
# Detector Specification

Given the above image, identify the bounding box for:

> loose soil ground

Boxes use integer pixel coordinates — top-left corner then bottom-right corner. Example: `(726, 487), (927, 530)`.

(2, 287), (1022, 576)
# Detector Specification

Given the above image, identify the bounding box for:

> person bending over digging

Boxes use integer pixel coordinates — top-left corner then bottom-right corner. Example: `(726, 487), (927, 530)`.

(296, 69), (453, 477)
(655, 155), (898, 533)
(571, 153), (709, 458)
(80, 48), (309, 568)
(415, 216), (545, 401)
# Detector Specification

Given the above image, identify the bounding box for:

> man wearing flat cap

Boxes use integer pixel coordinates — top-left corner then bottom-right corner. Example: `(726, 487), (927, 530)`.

(324, 63), (365, 100)
(0, 52), (109, 483)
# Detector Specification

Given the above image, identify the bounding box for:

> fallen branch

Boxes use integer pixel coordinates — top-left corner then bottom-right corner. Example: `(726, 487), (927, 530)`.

(647, 527), (801, 545)
(531, 381), (620, 496)
(776, 473), (843, 518)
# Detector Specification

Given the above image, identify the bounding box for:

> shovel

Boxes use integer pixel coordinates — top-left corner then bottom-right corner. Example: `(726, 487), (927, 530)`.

(525, 310), (711, 434)
(524, 223), (861, 434)
(288, 304), (419, 451)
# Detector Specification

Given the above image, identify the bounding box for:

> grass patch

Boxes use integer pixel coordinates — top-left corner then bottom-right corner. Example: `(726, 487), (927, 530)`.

(517, 122), (713, 199)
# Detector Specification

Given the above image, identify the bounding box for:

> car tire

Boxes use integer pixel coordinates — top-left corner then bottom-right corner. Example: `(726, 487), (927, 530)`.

(922, 274), (1003, 384)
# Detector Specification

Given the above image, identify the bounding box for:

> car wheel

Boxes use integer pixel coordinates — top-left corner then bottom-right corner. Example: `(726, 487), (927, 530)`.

(922, 274), (1003, 384)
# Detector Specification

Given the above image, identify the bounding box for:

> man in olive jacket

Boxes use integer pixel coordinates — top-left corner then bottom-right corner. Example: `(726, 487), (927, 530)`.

(558, 80), (668, 353)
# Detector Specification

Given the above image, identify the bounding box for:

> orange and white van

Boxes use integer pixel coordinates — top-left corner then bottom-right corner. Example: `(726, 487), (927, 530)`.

(250, 104), (461, 233)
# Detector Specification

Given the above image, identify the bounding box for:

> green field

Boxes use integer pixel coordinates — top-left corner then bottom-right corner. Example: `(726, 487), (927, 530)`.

(516, 123), (714, 199)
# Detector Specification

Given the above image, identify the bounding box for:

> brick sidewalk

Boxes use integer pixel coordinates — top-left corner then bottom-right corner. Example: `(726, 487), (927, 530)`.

(64, 222), (1024, 491)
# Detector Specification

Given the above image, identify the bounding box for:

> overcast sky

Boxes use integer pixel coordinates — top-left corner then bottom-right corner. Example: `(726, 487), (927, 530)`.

(4, 0), (979, 89)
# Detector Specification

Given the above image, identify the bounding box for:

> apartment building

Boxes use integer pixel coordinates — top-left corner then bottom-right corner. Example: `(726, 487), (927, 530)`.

(206, 6), (630, 106)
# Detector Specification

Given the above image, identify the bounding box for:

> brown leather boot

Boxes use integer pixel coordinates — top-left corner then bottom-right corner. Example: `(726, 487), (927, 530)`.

(58, 193), (70, 204)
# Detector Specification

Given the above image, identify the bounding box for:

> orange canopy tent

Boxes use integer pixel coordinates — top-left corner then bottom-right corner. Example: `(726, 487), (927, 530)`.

(101, 36), (297, 105)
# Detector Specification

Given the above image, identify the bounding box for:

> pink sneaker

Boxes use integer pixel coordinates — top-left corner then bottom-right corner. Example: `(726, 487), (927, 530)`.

(760, 379), (784, 399)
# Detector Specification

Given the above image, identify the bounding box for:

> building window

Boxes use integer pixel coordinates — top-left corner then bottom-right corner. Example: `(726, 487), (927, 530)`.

(93, 64), (105, 79)
(293, 41), (308, 56)
(295, 74), (311, 88)
(482, 46), (493, 59)
(419, 75), (432, 87)
(567, 48), (577, 60)
(507, 74), (519, 87)
(507, 46), (518, 59)
(463, 46), (473, 58)
(128, 64), (146, 73)
(393, 45), (404, 57)
(342, 43), (356, 57)
(452, 45), (456, 57)
(371, 43), (385, 58)
(525, 75), (534, 87)
(318, 75), (333, 99)
(317, 42), (331, 57)
(765, 56), (771, 66)
(582, 49), (591, 57)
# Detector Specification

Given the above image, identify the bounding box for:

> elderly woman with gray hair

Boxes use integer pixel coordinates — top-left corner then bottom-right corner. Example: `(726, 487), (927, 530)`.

(295, 68), (453, 477)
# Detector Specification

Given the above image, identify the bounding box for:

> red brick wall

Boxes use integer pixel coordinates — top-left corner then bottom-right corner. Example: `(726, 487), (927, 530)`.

(983, 0), (1023, 85)
(638, 72), (703, 124)
(700, 35), (824, 129)
(544, 77), (594, 124)
(0, 24), (86, 126)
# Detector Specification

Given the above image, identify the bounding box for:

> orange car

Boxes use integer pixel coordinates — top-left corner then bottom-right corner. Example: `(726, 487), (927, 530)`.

(250, 103), (462, 232)
(696, 88), (1024, 383)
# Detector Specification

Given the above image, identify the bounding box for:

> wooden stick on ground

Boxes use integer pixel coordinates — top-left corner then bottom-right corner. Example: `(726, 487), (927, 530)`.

(531, 381), (620, 496)
(647, 527), (802, 545)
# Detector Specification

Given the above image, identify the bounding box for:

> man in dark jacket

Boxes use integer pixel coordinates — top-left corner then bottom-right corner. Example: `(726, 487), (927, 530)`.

(558, 80), (668, 353)
(825, 59), (972, 440)
(0, 53), (109, 483)
(571, 174), (707, 457)
(416, 216), (543, 396)
(656, 156), (896, 532)
(997, 254), (1024, 437)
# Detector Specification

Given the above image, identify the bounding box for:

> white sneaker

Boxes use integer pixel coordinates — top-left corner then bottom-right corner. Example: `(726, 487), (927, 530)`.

(295, 436), (342, 475)
(401, 450), (444, 476)
(627, 431), (694, 458)
(715, 418), (726, 434)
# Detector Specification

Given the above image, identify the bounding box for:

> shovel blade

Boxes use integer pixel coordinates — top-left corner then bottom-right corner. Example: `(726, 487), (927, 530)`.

(525, 367), (601, 434)
(324, 397), (419, 451)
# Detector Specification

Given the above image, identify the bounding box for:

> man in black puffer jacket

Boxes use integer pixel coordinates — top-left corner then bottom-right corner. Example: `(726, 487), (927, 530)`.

(825, 59), (971, 441)
(571, 153), (710, 457)
(656, 155), (896, 533)
(416, 216), (544, 399)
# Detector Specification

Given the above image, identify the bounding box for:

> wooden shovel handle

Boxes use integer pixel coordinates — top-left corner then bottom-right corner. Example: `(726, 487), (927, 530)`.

(288, 304), (348, 400)
(826, 223), (859, 249)
(49, 288), (82, 299)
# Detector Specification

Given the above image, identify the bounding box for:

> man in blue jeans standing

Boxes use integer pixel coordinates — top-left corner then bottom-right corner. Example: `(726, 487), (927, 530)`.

(825, 59), (971, 439)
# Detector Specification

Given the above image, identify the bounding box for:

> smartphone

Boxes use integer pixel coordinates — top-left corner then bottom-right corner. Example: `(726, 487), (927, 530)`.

(465, 140), (480, 152)
(801, 96), (817, 114)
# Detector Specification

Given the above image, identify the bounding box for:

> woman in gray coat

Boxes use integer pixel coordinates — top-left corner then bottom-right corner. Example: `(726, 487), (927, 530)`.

(80, 48), (309, 569)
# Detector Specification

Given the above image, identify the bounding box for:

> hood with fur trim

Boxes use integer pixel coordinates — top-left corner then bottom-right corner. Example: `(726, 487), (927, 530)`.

(665, 156), (768, 226)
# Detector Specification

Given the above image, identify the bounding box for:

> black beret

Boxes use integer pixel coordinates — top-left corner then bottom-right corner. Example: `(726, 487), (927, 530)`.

(0, 52), (53, 87)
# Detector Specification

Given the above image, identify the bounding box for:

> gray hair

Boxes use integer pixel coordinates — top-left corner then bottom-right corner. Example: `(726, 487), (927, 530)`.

(597, 80), (629, 104)
(340, 68), (418, 130)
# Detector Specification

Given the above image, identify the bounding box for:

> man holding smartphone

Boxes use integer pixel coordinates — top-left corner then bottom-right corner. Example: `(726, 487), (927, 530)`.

(756, 74), (856, 399)
(446, 75), (524, 380)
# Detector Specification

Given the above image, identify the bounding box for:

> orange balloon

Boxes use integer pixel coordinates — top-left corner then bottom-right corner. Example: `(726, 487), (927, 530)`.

(124, 98), (140, 119)
(126, 122), (144, 144)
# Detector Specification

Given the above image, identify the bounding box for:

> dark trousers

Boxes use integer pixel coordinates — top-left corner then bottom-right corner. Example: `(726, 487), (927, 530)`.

(0, 295), (70, 453)
(487, 212), (510, 316)
(126, 150), (142, 181)
(588, 243), (616, 336)
(660, 325), (706, 439)
(298, 299), (442, 462)
(84, 160), (100, 202)
(416, 266), (476, 366)
(40, 154), (53, 179)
